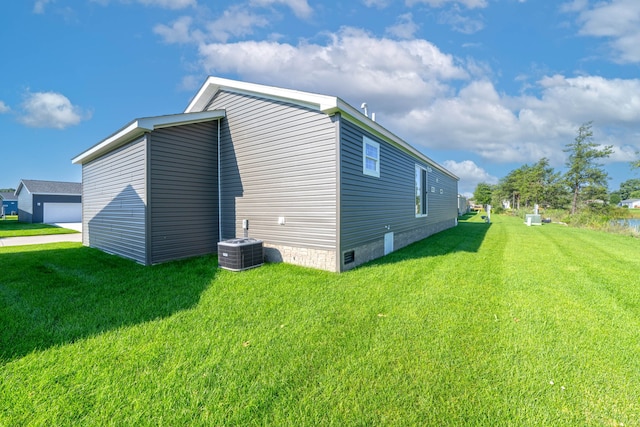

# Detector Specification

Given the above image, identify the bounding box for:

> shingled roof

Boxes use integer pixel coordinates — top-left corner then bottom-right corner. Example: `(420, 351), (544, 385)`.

(0, 191), (17, 201)
(16, 179), (82, 196)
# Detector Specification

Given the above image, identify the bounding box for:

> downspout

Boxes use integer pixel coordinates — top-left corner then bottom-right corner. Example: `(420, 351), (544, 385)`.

(218, 118), (222, 242)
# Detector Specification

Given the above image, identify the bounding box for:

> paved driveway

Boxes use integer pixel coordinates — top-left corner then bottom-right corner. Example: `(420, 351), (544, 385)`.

(51, 222), (83, 232)
(0, 233), (82, 247)
(0, 222), (83, 247)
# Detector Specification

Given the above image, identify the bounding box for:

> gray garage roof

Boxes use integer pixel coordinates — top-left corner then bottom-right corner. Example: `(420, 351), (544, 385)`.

(16, 179), (82, 196)
(0, 191), (17, 201)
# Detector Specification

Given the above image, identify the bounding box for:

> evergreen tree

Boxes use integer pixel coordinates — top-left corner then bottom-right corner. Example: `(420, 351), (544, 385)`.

(563, 122), (613, 214)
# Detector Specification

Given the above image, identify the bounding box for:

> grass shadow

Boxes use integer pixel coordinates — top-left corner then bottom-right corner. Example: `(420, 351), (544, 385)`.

(363, 220), (491, 268)
(0, 244), (218, 363)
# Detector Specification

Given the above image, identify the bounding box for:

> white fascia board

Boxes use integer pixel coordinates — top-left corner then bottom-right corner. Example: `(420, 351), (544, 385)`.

(185, 76), (338, 113)
(72, 110), (225, 164)
(15, 181), (26, 196)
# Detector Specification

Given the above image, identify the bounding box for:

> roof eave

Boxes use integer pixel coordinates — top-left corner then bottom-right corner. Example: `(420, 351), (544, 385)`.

(184, 76), (339, 114)
(72, 110), (226, 165)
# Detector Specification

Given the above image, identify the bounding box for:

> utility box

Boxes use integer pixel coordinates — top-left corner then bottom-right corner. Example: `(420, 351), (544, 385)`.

(525, 214), (542, 226)
(217, 238), (264, 271)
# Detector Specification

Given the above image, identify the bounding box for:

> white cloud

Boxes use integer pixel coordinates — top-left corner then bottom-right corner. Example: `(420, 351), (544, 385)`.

(206, 6), (270, 42)
(528, 75), (640, 125)
(438, 8), (484, 34)
(384, 73), (640, 166)
(18, 91), (89, 129)
(91, 0), (196, 9)
(249, 0), (312, 19)
(0, 101), (10, 113)
(560, 0), (588, 13)
(567, 0), (640, 63)
(385, 13), (419, 39)
(154, 16), (195, 43)
(179, 75), (202, 91)
(443, 160), (498, 195)
(197, 27), (468, 114)
(33, 0), (52, 14)
(406, 0), (488, 9)
(137, 0), (196, 8)
(363, 0), (390, 8)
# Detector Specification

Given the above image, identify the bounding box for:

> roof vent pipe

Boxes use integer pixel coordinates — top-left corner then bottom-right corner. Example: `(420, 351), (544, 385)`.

(360, 102), (368, 117)
(371, 112), (376, 122)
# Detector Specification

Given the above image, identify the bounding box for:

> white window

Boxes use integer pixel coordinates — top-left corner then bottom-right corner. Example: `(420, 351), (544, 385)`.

(363, 137), (380, 177)
(415, 165), (428, 217)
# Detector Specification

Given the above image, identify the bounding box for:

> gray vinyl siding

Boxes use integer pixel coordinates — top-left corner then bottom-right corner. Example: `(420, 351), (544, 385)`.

(148, 121), (219, 263)
(207, 90), (337, 249)
(340, 118), (458, 251)
(82, 137), (147, 264)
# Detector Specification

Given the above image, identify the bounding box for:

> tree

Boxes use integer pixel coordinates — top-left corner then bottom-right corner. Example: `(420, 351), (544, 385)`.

(610, 191), (622, 205)
(632, 152), (640, 171)
(618, 178), (640, 200)
(473, 182), (493, 206)
(0, 188), (16, 192)
(563, 122), (614, 214)
(494, 158), (567, 210)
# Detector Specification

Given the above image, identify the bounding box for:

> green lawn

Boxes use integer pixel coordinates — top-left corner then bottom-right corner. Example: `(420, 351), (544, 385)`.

(1, 214), (639, 426)
(0, 218), (79, 237)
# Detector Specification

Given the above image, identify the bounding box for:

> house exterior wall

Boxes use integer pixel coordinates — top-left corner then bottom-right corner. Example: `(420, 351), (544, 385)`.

(82, 137), (148, 264)
(206, 90), (338, 271)
(2, 200), (18, 216)
(148, 121), (220, 263)
(621, 199), (640, 209)
(339, 118), (458, 271)
(30, 195), (81, 223)
(17, 188), (33, 223)
(458, 194), (469, 215)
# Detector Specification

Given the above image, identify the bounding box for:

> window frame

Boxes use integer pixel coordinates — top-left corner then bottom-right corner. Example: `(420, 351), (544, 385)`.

(362, 136), (380, 178)
(415, 164), (428, 217)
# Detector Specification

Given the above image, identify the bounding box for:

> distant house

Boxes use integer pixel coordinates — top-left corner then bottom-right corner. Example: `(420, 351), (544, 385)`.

(457, 194), (469, 216)
(16, 179), (82, 223)
(1, 192), (18, 217)
(72, 76), (459, 272)
(620, 199), (640, 209)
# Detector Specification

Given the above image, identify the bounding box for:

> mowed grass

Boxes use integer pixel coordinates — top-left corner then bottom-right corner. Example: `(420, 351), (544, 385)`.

(1, 214), (639, 426)
(0, 219), (78, 237)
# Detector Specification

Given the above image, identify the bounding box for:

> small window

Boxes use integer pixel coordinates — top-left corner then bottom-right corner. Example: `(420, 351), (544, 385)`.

(363, 137), (380, 177)
(415, 165), (428, 217)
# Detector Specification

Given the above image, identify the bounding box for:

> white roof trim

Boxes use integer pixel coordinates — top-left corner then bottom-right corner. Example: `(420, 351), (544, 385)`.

(72, 110), (226, 165)
(185, 76), (339, 114)
(185, 77), (458, 180)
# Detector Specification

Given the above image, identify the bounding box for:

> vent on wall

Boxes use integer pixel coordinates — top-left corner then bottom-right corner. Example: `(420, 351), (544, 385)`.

(344, 250), (355, 264)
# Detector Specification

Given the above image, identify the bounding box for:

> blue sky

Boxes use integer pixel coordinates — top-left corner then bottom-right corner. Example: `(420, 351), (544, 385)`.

(1, 0), (639, 196)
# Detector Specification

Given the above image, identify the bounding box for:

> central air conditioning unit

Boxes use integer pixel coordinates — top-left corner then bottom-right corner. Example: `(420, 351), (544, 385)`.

(217, 238), (264, 271)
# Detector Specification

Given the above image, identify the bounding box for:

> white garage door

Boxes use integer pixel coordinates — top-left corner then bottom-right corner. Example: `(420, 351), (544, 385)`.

(43, 203), (82, 223)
